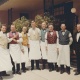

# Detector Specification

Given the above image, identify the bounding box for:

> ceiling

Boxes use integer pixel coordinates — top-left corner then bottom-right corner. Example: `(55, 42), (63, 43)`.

(0, 0), (72, 11)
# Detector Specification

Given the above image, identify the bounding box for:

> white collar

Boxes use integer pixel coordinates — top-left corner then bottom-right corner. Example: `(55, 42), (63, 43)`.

(61, 30), (67, 32)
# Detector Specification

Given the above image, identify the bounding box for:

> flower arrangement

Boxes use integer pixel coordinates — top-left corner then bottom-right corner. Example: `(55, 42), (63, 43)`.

(12, 13), (55, 32)
(13, 16), (30, 32)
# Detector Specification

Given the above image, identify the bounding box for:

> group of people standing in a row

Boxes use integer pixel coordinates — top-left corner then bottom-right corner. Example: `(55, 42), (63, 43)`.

(0, 21), (80, 79)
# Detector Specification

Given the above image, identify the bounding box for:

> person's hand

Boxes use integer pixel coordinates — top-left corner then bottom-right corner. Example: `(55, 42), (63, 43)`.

(13, 39), (17, 42)
(73, 50), (76, 55)
(13, 35), (18, 39)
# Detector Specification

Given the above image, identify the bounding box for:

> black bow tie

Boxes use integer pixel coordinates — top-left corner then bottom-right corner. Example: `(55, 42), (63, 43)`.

(12, 32), (16, 33)
(77, 32), (80, 33)
(61, 31), (65, 32)
(3, 32), (6, 34)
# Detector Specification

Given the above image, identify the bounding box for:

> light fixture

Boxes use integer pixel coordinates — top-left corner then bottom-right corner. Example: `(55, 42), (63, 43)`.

(71, 8), (76, 13)
(0, 0), (8, 5)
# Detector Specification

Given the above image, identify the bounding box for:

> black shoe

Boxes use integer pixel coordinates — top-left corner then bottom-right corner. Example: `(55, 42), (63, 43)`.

(66, 69), (70, 75)
(51, 66), (54, 71)
(52, 68), (54, 71)
(60, 65), (65, 74)
(42, 66), (45, 70)
(22, 70), (26, 73)
(0, 76), (3, 80)
(12, 71), (15, 74)
(37, 68), (41, 70)
(74, 72), (80, 75)
(4, 74), (10, 76)
(49, 69), (52, 72)
(25, 67), (29, 70)
(55, 65), (59, 72)
(67, 71), (70, 75)
(16, 71), (21, 75)
(60, 70), (65, 74)
(42, 68), (45, 70)
(66, 66), (70, 75)
(56, 68), (59, 72)
(31, 68), (34, 71)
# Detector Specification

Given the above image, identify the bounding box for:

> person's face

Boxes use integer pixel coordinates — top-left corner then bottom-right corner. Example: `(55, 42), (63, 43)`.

(48, 25), (53, 31)
(77, 24), (80, 31)
(41, 22), (47, 29)
(22, 27), (27, 33)
(61, 24), (66, 31)
(31, 22), (36, 29)
(1, 26), (7, 32)
(11, 25), (16, 32)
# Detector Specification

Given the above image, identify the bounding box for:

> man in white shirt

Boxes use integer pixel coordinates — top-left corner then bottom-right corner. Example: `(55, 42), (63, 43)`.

(0, 24), (12, 79)
(28, 21), (41, 70)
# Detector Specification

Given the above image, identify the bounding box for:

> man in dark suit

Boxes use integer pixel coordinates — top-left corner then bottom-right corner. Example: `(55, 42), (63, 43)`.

(73, 24), (80, 75)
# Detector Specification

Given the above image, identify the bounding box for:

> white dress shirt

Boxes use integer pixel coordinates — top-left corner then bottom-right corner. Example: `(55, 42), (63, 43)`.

(77, 32), (80, 42)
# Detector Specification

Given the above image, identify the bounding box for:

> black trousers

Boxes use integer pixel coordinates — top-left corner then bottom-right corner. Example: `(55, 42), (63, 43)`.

(76, 49), (80, 72)
(0, 71), (6, 76)
(42, 59), (47, 68)
(21, 62), (26, 70)
(12, 62), (20, 72)
(31, 60), (39, 69)
(11, 56), (20, 72)
(48, 63), (54, 70)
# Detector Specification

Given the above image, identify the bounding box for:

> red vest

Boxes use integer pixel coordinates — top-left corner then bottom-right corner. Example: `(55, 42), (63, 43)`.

(9, 32), (19, 44)
(47, 31), (57, 44)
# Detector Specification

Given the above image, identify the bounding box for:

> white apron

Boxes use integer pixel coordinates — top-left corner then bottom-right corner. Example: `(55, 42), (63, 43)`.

(40, 41), (47, 59)
(47, 44), (57, 63)
(29, 40), (41, 60)
(21, 46), (29, 63)
(57, 44), (70, 66)
(9, 44), (21, 63)
(0, 47), (12, 72)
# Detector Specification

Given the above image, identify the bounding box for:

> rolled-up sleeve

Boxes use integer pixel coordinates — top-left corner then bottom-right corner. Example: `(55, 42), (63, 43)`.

(17, 33), (23, 43)
(7, 33), (13, 43)
(69, 33), (73, 45)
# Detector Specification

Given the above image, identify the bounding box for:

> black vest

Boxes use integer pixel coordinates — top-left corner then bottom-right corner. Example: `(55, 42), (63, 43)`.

(58, 30), (70, 45)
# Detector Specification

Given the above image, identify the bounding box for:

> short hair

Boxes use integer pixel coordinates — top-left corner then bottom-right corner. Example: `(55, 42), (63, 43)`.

(31, 20), (35, 23)
(11, 24), (15, 26)
(22, 26), (27, 29)
(61, 23), (66, 27)
(77, 23), (80, 26)
(42, 21), (47, 24)
(48, 23), (54, 27)
(1, 24), (7, 28)
(11, 24), (16, 28)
